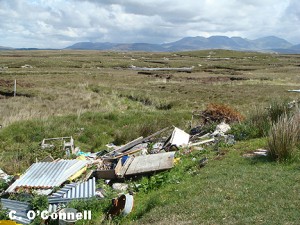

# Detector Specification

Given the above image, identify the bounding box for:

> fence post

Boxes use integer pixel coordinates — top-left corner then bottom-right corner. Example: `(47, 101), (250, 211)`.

(14, 79), (16, 97)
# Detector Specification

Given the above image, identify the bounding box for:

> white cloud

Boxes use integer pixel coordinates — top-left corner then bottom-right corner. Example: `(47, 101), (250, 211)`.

(0, 0), (298, 48)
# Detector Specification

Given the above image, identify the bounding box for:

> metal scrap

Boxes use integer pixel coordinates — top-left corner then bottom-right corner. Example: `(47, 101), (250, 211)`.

(48, 178), (96, 213)
(0, 198), (32, 224)
(108, 193), (134, 216)
(6, 159), (87, 194)
(41, 136), (75, 155)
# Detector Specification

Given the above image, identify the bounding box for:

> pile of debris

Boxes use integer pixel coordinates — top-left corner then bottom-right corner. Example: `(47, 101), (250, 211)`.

(0, 125), (231, 224)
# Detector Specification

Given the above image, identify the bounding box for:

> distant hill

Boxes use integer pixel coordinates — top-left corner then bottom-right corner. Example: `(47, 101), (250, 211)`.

(1, 36), (300, 53)
(66, 42), (165, 51)
(66, 36), (300, 53)
(0, 46), (13, 50)
(252, 36), (293, 49)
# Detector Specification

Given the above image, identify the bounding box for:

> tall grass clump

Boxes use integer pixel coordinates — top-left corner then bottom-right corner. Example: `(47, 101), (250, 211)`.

(231, 101), (298, 141)
(268, 100), (293, 123)
(267, 112), (300, 162)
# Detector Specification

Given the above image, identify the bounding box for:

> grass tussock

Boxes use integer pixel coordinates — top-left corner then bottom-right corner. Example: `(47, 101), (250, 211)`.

(267, 112), (300, 161)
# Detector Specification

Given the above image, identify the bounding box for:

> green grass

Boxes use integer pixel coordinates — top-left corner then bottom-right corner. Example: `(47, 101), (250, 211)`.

(0, 110), (190, 174)
(118, 139), (300, 225)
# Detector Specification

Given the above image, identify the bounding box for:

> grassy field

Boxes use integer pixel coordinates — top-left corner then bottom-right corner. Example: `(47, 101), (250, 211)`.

(0, 50), (300, 224)
(0, 50), (299, 126)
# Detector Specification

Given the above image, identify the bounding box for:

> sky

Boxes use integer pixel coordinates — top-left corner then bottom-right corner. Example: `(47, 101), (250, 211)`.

(0, 0), (299, 48)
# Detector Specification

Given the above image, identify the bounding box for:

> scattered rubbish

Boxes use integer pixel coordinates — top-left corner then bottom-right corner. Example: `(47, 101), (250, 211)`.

(0, 168), (11, 182)
(190, 125), (206, 136)
(95, 188), (106, 198)
(199, 157), (208, 168)
(41, 155), (54, 162)
(193, 146), (204, 151)
(41, 137), (75, 155)
(253, 149), (268, 156)
(94, 151), (176, 179)
(287, 89), (300, 93)
(103, 137), (145, 160)
(189, 138), (215, 147)
(163, 127), (190, 150)
(243, 149), (269, 158)
(115, 137), (144, 154)
(1, 124), (221, 222)
(58, 208), (78, 225)
(211, 122), (231, 137)
(21, 64), (33, 69)
(225, 134), (236, 145)
(112, 183), (129, 192)
(108, 193), (134, 216)
(287, 100), (300, 109)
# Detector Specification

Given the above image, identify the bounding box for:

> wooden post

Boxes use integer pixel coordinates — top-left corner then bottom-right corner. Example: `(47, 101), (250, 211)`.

(14, 79), (16, 97)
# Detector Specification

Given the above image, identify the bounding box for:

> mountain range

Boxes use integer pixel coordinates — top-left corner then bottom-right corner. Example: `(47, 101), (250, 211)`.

(65, 36), (300, 53)
(0, 36), (299, 53)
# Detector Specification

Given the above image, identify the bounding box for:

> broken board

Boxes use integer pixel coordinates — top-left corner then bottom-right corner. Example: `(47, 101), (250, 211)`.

(124, 152), (175, 176)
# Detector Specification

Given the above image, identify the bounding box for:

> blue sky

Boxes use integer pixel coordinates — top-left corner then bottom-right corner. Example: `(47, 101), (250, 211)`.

(0, 0), (299, 48)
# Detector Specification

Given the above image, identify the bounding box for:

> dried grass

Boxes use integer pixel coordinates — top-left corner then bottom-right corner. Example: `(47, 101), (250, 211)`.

(201, 103), (245, 124)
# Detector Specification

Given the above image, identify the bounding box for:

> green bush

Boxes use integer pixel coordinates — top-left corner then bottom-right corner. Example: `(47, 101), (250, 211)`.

(30, 194), (49, 211)
(0, 204), (9, 220)
(0, 180), (9, 191)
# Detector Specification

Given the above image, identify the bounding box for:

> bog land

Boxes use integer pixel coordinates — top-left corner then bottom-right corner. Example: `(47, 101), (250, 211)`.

(0, 50), (300, 224)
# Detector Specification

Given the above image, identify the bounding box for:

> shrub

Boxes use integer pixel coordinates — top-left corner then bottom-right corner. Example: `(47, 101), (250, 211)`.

(30, 194), (48, 211)
(0, 205), (9, 220)
(230, 122), (260, 141)
(267, 113), (300, 162)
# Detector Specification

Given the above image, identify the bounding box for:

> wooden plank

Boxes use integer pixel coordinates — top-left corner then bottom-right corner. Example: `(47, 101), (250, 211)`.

(116, 157), (134, 178)
(116, 136), (144, 153)
(103, 148), (144, 160)
(125, 152), (175, 176)
(189, 138), (215, 147)
(104, 137), (144, 157)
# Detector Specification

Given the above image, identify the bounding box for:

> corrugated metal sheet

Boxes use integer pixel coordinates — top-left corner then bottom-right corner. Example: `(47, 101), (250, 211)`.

(0, 198), (32, 224)
(48, 177), (95, 202)
(6, 160), (87, 193)
(48, 178), (96, 213)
